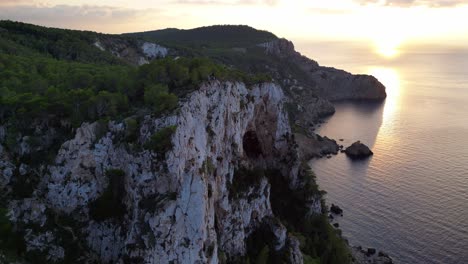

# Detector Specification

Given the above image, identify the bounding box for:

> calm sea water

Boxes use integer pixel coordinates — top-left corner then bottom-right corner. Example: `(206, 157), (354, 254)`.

(297, 41), (468, 263)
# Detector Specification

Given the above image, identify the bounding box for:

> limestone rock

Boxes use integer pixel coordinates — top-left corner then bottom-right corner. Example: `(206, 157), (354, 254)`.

(295, 133), (339, 160)
(5, 81), (313, 263)
(345, 141), (374, 159)
(351, 246), (394, 264)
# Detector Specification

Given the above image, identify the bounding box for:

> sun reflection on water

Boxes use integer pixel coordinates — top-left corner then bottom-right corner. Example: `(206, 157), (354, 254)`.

(368, 67), (401, 124)
(368, 67), (403, 151)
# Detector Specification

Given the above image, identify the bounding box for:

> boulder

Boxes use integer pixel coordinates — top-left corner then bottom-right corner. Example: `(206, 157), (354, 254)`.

(367, 248), (376, 256)
(345, 141), (373, 159)
(330, 204), (343, 215)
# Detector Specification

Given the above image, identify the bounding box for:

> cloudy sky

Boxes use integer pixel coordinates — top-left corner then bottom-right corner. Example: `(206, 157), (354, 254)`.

(1, 0), (467, 46)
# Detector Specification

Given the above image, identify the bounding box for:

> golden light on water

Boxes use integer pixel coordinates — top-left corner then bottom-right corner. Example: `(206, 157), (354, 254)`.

(368, 67), (401, 123)
(368, 66), (403, 152)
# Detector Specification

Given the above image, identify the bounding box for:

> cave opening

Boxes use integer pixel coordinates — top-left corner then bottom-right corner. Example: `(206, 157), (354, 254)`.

(243, 130), (263, 158)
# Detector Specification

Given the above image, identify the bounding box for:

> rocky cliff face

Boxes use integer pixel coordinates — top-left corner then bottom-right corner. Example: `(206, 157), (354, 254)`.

(259, 38), (386, 101)
(258, 39), (386, 128)
(2, 82), (319, 263)
(94, 38), (168, 65)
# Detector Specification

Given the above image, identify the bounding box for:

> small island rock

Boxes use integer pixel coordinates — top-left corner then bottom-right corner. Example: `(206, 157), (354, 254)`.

(367, 248), (376, 256)
(330, 204), (343, 214)
(345, 141), (373, 159)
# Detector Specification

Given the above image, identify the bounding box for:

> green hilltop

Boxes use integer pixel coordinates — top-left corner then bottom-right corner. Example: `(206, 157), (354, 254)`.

(124, 25), (278, 48)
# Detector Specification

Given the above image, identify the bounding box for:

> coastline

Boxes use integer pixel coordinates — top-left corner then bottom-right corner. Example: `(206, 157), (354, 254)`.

(300, 107), (394, 264)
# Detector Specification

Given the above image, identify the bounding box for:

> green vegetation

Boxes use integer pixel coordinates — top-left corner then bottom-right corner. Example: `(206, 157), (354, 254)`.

(294, 215), (351, 264)
(0, 53), (269, 132)
(255, 246), (270, 264)
(200, 158), (216, 175)
(124, 117), (139, 142)
(89, 169), (127, 221)
(126, 25), (278, 49)
(267, 167), (351, 264)
(230, 167), (350, 264)
(0, 208), (25, 262)
(0, 53), (132, 126)
(144, 126), (177, 154)
(0, 20), (125, 64)
(228, 167), (266, 200)
(0, 21), (350, 264)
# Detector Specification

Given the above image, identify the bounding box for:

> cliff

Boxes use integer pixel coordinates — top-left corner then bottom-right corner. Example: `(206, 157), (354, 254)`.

(1, 82), (328, 263)
(258, 38), (386, 101)
(0, 22), (382, 264)
(256, 38), (386, 129)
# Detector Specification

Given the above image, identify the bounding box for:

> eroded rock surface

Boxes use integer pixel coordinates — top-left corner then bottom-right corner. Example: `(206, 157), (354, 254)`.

(345, 141), (374, 160)
(3, 81), (319, 263)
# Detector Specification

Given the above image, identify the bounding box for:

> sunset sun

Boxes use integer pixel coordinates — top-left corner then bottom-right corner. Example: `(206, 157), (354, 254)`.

(375, 40), (400, 58)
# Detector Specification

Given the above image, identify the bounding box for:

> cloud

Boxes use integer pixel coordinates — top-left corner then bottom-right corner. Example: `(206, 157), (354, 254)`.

(355, 0), (468, 7)
(0, 4), (168, 33)
(175, 0), (279, 6)
(0, 0), (33, 6)
(307, 8), (354, 15)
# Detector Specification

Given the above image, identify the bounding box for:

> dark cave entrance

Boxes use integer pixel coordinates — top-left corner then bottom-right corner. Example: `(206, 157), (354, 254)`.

(243, 131), (263, 158)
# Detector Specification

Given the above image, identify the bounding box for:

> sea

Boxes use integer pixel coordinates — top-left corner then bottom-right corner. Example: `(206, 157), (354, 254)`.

(296, 40), (468, 264)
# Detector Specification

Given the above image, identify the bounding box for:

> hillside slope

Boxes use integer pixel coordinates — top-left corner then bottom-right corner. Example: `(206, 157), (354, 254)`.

(0, 21), (385, 263)
(127, 25), (386, 129)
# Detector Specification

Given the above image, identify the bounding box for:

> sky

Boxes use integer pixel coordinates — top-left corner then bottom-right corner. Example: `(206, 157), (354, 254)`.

(1, 0), (468, 53)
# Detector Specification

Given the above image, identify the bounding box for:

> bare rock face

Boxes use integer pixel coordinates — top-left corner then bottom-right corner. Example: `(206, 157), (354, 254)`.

(295, 133), (339, 160)
(258, 38), (386, 102)
(258, 38), (386, 128)
(313, 68), (387, 101)
(4, 81), (318, 263)
(93, 38), (168, 65)
(345, 141), (374, 159)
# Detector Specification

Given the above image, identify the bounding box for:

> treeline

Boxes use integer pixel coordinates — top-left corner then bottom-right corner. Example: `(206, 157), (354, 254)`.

(126, 25), (278, 49)
(0, 54), (271, 127)
(0, 20), (125, 65)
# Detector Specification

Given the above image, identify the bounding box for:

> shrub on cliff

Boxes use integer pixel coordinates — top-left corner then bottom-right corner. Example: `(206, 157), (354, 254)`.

(228, 167), (266, 200)
(143, 84), (178, 114)
(0, 208), (25, 261)
(144, 126), (177, 155)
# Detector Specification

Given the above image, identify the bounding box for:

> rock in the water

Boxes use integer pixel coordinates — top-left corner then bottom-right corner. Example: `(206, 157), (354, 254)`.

(330, 204), (343, 214)
(345, 141), (373, 159)
(351, 246), (394, 264)
(295, 133), (339, 160)
(333, 223), (340, 228)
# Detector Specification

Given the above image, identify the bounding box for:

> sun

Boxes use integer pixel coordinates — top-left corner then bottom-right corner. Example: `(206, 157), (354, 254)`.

(373, 37), (402, 58)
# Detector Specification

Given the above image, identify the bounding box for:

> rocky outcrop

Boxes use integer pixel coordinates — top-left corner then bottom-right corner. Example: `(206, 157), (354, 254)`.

(258, 38), (386, 128)
(295, 133), (339, 160)
(259, 38), (386, 101)
(0, 144), (14, 193)
(351, 246), (393, 264)
(258, 38), (320, 72)
(330, 204), (343, 215)
(4, 81), (319, 263)
(345, 141), (374, 159)
(93, 38), (168, 65)
(313, 68), (387, 101)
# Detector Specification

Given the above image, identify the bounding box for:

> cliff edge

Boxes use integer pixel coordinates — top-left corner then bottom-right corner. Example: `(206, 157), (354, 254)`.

(1, 82), (334, 263)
